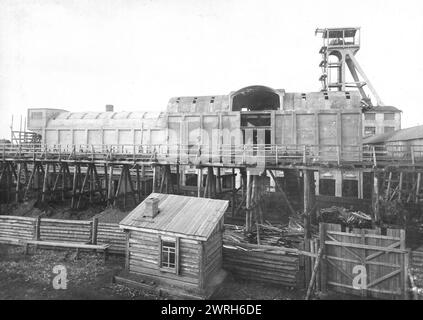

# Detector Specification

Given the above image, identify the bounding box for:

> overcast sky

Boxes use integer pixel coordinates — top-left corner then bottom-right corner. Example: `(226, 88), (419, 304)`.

(0, 0), (422, 139)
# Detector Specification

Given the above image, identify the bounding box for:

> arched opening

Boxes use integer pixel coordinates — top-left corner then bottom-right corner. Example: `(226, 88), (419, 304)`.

(231, 85), (280, 112)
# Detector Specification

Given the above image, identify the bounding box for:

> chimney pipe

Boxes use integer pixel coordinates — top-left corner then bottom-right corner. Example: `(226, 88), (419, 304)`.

(144, 196), (159, 219)
(105, 104), (114, 112)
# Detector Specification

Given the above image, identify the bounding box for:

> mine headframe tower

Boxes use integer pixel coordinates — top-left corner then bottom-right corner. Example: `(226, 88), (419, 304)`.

(316, 27), (384, 109)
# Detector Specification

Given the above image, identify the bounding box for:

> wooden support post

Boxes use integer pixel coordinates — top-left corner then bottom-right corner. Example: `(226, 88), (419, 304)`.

(123, 166), (128, 210)
(159, 165), (166, 193)
(126, 166), (137, 207)
(303, 170), (314, 239)
(114, 166), (125, 207)
(152, 165), (157, 193)
(42, 163), (49, 202)
(217, 168), (222, 194)
(125, 231), (130, 271)
(91, 217), (98, 245)
(108, 165), (114, 205)
(61, 163), (66, 201)
(197, 168), (203, 198)
(372, 171), (381, 225)
(34, 216), (41, 241)
(71, 164), (78, 209)
(104, 163), (109, 201)
(136, 164), (141, 202)
(232, 168), (236, 217)
(15, 163), (21, 203)
(92, 164), (104, 200)
(176, 164), (180, 194)
(386, 171), (393, 199)
(77, 165), (90, 209)
(203, 167), (210, 198)
(319, 223), (327, 294)
(6, 163), (11, 203)
(141, 165), (146, 196)
(416, 172), (421, 204)
(303, 169), (315, 287)
(245, 171), (252, 232)
(89, 164), (94, 203)
(305, 247), (323, 300)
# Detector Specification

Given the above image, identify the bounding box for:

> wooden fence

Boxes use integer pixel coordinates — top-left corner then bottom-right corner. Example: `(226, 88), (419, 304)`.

(222, 241), (301, 288)
(0, 215), (126, 254)
(319, 223), (409, 299)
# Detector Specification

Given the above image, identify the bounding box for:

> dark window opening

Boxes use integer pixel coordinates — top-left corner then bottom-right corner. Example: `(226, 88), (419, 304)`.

(161, 241), (176, 269)
(319, 179), (335, 196)
(342, 180), (358, 198)
(345, 92), (351, 99)
(384, 112), (395, 120)
(301, 93), (307, 100)
(265, 130), (271, 145)
(170, 173), (178, 186)
(185, 174), (197, 187)
(364, 113), (375, 120)
(241, 114), (271, 127)
(363, 172), (373, 200)
(222, 175), (232, 189)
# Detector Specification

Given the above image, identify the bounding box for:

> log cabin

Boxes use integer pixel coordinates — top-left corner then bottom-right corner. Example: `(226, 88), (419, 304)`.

(118, 193), (229, 299)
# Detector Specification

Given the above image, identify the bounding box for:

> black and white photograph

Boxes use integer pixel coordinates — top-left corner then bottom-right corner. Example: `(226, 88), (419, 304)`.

(0, 0), (422, 307)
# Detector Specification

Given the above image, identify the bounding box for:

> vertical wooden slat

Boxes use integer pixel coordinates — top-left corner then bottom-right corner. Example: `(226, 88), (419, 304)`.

(320, 223), (327, 294)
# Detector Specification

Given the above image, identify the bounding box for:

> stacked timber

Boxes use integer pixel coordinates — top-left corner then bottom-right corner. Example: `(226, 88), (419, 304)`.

(223, 241), (299, 287)
(0, 216), (35, 242)
(224, 220), (308, 249)
(39, 219), (91, 243)
(97, 222), (126, 254)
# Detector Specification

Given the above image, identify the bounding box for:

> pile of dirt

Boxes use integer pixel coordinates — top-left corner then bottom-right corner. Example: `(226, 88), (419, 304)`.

(0, 200), (107, 221)
(0, 200), (43, 217)
(94, 207), (130, 224)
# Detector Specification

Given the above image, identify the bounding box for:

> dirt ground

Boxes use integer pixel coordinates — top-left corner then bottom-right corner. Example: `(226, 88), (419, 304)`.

(0, 244), (305, 300)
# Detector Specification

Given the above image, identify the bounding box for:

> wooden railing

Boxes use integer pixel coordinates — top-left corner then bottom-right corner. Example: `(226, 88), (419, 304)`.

(1, 143), (422, 167)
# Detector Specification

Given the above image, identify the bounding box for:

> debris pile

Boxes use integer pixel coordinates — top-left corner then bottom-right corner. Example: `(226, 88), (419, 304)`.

(318, 206), (372, 229)
(224, 218), (307, 249)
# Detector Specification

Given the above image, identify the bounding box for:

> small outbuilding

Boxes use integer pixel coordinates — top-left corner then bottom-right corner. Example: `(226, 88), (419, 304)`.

(118, 193), (229, 299)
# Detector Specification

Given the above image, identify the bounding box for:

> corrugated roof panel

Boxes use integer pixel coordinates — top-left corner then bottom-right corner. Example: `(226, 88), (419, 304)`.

(120, 193), (228, 240)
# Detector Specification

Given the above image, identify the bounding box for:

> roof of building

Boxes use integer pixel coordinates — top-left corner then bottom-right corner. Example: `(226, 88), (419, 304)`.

(363, 125), (423, 144)
(119, 193), (229, 240)
(365, 105), (402, 113)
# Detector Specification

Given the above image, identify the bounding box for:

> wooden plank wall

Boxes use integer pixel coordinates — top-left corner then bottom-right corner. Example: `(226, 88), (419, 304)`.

(128, 230), (201, 288)
(322, 223), (407, 299)
(222, 241), (300, 287)
(203, 224), (223, 282)
(97, 223), (126, 254)
(0, 216), (34, 243)
(0, 216), (126, 254)
(39, 219), (91, 243)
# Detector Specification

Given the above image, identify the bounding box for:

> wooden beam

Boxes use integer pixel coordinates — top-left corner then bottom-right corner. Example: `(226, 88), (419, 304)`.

(305, 247), (323, 300)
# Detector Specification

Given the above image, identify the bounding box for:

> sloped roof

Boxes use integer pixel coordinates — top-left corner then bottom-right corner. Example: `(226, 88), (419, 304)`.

(363, 131), (396, 144)
(363, 125), (423, 144)
(119, 193), (229, 241)
(365, 106), (401, 113)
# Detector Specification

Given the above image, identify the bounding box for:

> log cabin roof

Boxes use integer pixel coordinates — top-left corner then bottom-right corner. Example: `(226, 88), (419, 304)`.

(119, 193), (229, 240)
